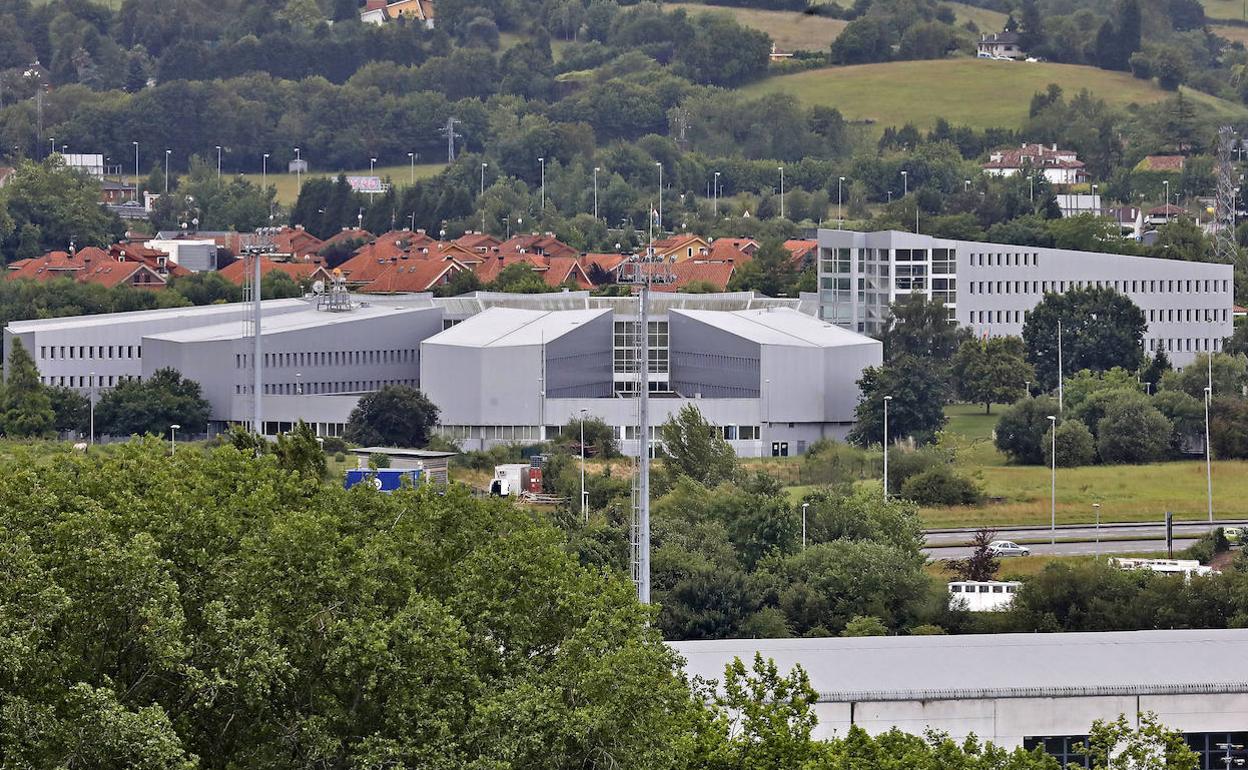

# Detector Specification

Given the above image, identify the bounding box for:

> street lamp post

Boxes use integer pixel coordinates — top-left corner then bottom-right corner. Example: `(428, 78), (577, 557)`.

(838, 176), (846, 228)
(778, 166), (785, 219)
(580, 408), (588, 522)
(1164, 180), (1171, 223)
(593, 167), (600, 220)
(1048, 415), (1057, 545)
(1093, 502), (1101, 557)
(215, 145), (222, 182)
(369, 157), (376, 175)
(480, 162), (488, 232)
(656, 162), (663, 235)
(88, 371), (95, 445)
(538, 157), (545, 213)
(713, 171), (720, 217)
(1206, 385), (1214, 526)
(408, 152), (416, 184)
(801, 502), (809, 548)
(882, 395), (893, 499)
(170, 423), (181, 454)
(132, 141), (140, 203)
(1057, 319), (1064, 413)
(294, 147), (302, 189)
(1024, 380), (1030, 397)
(164, 149), (171, 194)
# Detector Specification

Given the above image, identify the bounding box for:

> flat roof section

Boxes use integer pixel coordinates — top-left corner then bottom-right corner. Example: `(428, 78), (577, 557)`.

(672, 308), (880, 348)
(144, 304), (435, 343)
(671, 629), (1248, 702)
(5, 298), (311, 333)
(423, 307), (610, 348)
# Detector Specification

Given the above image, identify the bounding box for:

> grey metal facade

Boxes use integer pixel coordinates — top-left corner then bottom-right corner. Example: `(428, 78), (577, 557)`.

(817, 229), (1235, 366)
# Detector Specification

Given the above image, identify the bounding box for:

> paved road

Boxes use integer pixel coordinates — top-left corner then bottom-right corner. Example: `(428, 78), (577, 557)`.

(925, 538), (1200, 559)
(923, 520), (1247, 547)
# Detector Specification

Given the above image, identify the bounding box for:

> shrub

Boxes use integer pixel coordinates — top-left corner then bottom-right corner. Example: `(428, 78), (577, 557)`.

(994, 395), (1059, 464)
(841, 614), (889, 637)
(368, 452), (391, 469)
(1184, 528), (1230, 564)
(334, 452), (346, 463)
(1096, 400), (1172, 463)
(886, 444), (950, 492)
(1042, 419), (1096, 467)
(320, 436), (348, 454)
(899, 465), (983, 506)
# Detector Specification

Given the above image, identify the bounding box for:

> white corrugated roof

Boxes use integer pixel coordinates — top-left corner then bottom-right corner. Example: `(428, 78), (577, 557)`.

(671, 629), (1248, 702)
(423, 307), (610, 348)
(672, 307), (879, 348)
(6, 298), (310, 332)
(144, 304), (432, 343)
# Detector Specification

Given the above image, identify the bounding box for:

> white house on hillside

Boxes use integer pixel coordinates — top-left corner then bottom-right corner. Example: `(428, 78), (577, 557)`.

(982, 143), (1088, 185)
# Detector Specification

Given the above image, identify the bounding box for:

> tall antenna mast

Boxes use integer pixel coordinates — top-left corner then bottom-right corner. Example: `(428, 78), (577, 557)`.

(1215, 125), (1238, 264)
(440, 117), (462, 163)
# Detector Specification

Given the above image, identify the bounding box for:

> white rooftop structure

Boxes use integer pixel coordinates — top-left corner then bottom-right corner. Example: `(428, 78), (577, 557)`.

(423, 307), (610, 348)
(671, 630), (1248, 752)
(144, 303), (428, 344)
(673, 307), (876, 348)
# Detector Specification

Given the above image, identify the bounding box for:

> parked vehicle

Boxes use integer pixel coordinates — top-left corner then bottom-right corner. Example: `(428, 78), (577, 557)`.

(490, 462), (544, 497)
(1225, 527), (1245, 545)
(987, 540), (1031, 557)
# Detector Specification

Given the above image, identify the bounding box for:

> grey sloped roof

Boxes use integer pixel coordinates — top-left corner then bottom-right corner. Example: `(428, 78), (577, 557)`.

(671, 307), (879, 348)
(422, 307), (610, 348)
(670, 629), (1248, 702)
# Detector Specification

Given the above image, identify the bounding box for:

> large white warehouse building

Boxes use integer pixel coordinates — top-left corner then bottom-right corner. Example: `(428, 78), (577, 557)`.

(3, 291), (882, 455)
(673, 630), (1248, 769)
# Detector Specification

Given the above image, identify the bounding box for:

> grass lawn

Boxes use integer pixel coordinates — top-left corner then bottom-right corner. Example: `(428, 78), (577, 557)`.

(126, 162), (447, 207)
(741, 59), (1248, 130)
(945, 1), (1008, 31)
(1202, 0), (1248, 20)
(666, 3), (847, 52)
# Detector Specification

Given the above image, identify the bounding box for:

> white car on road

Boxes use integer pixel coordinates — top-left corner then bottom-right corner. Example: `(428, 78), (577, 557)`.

(988, 540), (1031, 557)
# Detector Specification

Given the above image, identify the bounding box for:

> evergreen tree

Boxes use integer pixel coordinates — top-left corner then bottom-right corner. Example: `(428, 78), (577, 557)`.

(1019, 0), (1044, 52)
(2, 338), (54, 438)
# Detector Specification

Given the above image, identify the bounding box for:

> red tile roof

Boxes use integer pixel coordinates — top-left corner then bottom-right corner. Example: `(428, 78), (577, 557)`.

(629, 260), (736, 292)
(321, 228), (374, 249)
(7, 248), (169, 289)
(1138, 155), (1186, 173)
(783, 239), (818, 268)
(453, 232), (502, 253)
(496, 233), (580, 259)
(984, 143), (1084, 170)
(217, 259), (331, 286)
(473, 253), (592, 288)
(357, 260), (464, 293)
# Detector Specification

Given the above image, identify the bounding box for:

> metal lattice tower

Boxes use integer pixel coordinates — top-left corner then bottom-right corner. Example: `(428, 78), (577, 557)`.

(440, 117), (462, 163)
(1214, 125), (1238, 264)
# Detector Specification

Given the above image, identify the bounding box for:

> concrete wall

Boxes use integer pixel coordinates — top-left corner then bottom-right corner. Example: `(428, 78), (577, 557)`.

(808, 693), (1248, 748)
(668, 312), (761, 399)
(544, 312), (613, 398)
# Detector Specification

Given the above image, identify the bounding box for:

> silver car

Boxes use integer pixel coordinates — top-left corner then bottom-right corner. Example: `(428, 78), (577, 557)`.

(988, 540), (1031, 557)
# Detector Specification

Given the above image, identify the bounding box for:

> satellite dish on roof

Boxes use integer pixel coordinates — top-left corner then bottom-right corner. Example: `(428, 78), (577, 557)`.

(311, 279), (325, 294)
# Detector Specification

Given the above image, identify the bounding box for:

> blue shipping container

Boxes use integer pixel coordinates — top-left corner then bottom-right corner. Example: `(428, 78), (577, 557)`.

(344, 468), (423, 491)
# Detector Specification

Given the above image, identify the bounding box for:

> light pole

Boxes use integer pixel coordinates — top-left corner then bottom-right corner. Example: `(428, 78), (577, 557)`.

(170, 423), (181, 454)
(49, 137), (55, 157)
(262, 153), (269, 188)
(164, 149), (171, 194)
(294, 147), (302, 190)
(88, 371), (95, 445)
(369, 157), (376, 175)
(964, 179), (971, 192)
(1164, 180), (1171, 222)
(593, 166), (600, 220)
(801, 502), (809, 548)
(656, 161), (663, 235)
(408, 152), (416, 184)
(901, 170), (908, 199)
(132, 141), (140, 203)
(778, 165), (785, 219)
(713, 171), (720, 217)
(1093, 502), (1101, 557)
(1048, 415), (1057, 545)
(215, 145), (222, 182)
(837, 176), (845, 228)
(480, 162), (488, 232)
(1206, 385), (1214, 526)
(1057, 319), (1064, 413)
(882, 395), (893, 499)
(538, 157), (545, 212)
(580, 408), (588, 522)
(1024, 380), (1030, 397)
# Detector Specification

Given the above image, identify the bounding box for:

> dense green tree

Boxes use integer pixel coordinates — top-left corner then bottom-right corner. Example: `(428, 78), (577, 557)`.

(1141, 348), (1172, 391)
(848, 355), (949, 446)
(94, 367), (211, 438)
(557, 414), (618, 458)
(1095, 396), (1171, 463)
(951, 336), (1034, 414)
(727, 237), (798, 296)
(0, 158), (123, 261)
(168, 271), (242, 305)
(1153, 389), (1205, 454)
(1210, 396), (1248, 459)
(48, 385), (90, 435)
(1022, 286), (1147, 391)
(830, 17), (891, 64)
(1, 337), (54, 438)
(880, 294), (968, 365)
(994, 395), (1059, 465)
(659, 403), (737, 486)
(841, 614), (889, 636)
(899, 464), (983, 505)
(273, 419), (327, 479)
(1077, 712), (1197, 770)
(1149, 217), (1210, 261)
(1042, 418), (1096, 467)
(1159, 352), (1248, 399)
(344, 385), (440, 447)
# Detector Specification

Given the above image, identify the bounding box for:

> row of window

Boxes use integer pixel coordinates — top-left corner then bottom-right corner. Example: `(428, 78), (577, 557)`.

(234, 348), (418, 369)
(1149, 308), (1228, 324)
(41, 374), (137, 388)
(234, 378), (418, 395)
(969, 277), (1230, 296)
(970, 251), (1040, 268)
(949, 584), (1017, 594)
(1026, 732), (1248, 769)
(42, 344), (140, 360)
(1149, 338), (1223, 353)
(970, 309), (1027, 325)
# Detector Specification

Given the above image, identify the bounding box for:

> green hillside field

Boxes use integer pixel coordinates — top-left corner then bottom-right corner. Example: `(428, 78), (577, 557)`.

(741, 59), (1248, 130)
(1201, 0), (1248, 21)
(126, 162), (447, 206)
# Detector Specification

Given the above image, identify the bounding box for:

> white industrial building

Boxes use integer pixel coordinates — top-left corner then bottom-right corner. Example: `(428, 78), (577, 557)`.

(3, 291), (881, 455)
(817, 230), (1235, 366)
(672, 630), (1248, 769)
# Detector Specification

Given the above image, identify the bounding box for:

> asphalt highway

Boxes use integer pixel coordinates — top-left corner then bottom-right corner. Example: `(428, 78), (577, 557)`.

(920, 519), (1248, 558)
(924, 538), (1200, 559)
